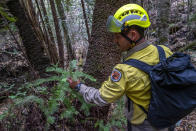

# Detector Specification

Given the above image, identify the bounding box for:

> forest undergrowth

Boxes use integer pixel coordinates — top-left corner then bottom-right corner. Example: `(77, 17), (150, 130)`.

(0, 60), (127, 131)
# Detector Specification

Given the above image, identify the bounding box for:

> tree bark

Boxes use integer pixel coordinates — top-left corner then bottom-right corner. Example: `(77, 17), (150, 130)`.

(55, 0), (74, 63)
(40, 0), (55, 44)
(130, 0), (137, 4)
(40, 0), (59, 63)
(130, 0), (143, 6)
(25, 0), (48, 56)
(81, 0), (91, 42)
(141, 0), (144, 6)
(49, 0), (65, 68)
(7, 0), (50, 76)
(84, 0), (129, 87)
(156, 0), (170, 46)
(34, 0), (58, 64)
(82, 0), (129, 127)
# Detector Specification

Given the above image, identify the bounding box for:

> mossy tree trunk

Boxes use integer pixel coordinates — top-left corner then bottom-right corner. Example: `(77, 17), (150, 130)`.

(84, 0), (129, 87)
(7, 0), (50, 76)
(83, 0), (129, 126)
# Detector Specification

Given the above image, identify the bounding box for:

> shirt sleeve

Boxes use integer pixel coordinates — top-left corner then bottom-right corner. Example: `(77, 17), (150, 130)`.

(99, 65), (126, 103)
(78, 64), (126, 106)
(79, 84), (109, 106)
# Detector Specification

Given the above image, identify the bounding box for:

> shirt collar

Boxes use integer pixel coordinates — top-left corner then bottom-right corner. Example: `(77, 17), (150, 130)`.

(123, 40), (151, 61)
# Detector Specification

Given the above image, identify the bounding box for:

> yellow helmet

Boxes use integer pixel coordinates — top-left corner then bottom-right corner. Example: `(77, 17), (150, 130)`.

(106, 4), (151, 33)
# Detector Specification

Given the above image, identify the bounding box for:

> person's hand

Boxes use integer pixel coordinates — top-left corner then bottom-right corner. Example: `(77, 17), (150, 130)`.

(67, 78), (80, 89)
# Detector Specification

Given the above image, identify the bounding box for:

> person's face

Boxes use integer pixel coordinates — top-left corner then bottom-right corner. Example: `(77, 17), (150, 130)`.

(113, 29), (139, 52)
(113, 33), (132, 52)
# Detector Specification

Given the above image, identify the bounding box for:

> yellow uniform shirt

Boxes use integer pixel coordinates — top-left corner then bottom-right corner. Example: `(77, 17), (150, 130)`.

(99, 43), (173, 125)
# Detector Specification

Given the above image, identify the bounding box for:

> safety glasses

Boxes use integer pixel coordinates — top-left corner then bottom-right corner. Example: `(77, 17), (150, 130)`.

(106, 15), (123, 33)
(106, 14), (145, 33)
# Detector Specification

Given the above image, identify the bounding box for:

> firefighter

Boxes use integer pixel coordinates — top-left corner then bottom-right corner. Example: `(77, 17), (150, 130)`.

(67, 4), (173, 131)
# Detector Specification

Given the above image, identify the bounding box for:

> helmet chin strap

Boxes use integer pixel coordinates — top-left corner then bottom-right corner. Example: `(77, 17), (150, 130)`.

(120, 32), (143, 45)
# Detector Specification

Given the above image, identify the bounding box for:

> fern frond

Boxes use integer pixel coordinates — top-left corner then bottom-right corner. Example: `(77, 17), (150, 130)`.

(14, 95), (44, 107)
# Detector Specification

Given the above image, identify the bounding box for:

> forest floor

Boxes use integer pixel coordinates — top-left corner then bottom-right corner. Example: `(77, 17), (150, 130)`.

(175, 109), (196, 131)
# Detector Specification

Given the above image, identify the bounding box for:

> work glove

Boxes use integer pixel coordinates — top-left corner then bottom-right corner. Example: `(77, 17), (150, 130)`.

(67, 78), (81, 91)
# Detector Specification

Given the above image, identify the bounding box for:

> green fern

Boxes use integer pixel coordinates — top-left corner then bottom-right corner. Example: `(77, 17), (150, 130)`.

(1, 60), (97, 129)
(94, 97), (126, 131)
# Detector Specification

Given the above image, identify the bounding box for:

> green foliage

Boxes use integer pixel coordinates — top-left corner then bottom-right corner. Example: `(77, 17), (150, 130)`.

(0, 83), (15, 100)
(61, 0), (73, 12)
(190, 13), (196, 22)
(0, 83), (14, 93)
(0, 5), (17, 32)
(0, 6), (16, 22)
(84, 0), (95, 6)
(95, 97), (126, 131)
(0, 60), (126, 130)
(0, 60), (96, 129)
(95, 120), (110, 131)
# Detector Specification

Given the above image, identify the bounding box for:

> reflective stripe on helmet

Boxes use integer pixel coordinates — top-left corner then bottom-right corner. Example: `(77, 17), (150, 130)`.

(122, 15), (141, 23)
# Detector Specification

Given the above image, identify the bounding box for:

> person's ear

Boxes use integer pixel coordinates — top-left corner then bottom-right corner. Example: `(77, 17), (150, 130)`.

(130, 30), (137, 41)
(127, 29), (137, 41)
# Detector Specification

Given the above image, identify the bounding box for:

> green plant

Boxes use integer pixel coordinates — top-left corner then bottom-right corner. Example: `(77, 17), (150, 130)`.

(0, 6), (16, 22)
(95, 97), (126, 131)
(190, 13), (196, 22)
(0, 5), (17, 32)
(0, 60), (96, 129)
(0, 83), (15, 100)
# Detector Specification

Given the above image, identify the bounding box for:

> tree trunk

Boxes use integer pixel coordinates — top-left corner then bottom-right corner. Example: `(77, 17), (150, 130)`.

(81, 0), (91, 42)
(49, 0), (65, 68)
(40, 0), (59, 64)
(37, 0), (59, 64)
(130, 0), (137, 4)
(141, 0), (144, 6)
(25, 0), (49, 57)
(83, 0), (129, 128)
(84, 0), (129, 87)
(40, 0), (55, 44)
(55, 0), (74, 63)
(7, 0), (50, 76)
(130, 0), (143, 6)
(156, 0), (170, 46)
(26, 0), (59, 65)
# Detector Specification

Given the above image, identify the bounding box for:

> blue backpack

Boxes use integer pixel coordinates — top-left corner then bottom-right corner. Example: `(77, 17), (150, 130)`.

(123, 45), (196, 129)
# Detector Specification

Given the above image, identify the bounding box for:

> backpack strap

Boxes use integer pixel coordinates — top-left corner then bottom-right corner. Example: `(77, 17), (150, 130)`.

(124, 45), (166, 73)
(124, 45), (166, 116)
(123, 59), (153, 74)
(156, 45), (166, 61)
(123, 59), (151, 114)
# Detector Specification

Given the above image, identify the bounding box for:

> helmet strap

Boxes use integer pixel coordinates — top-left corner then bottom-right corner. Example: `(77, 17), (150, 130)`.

(120, 32), (143, 45)
(135, 36), (143, 44)
(120, 32), (134, 44)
